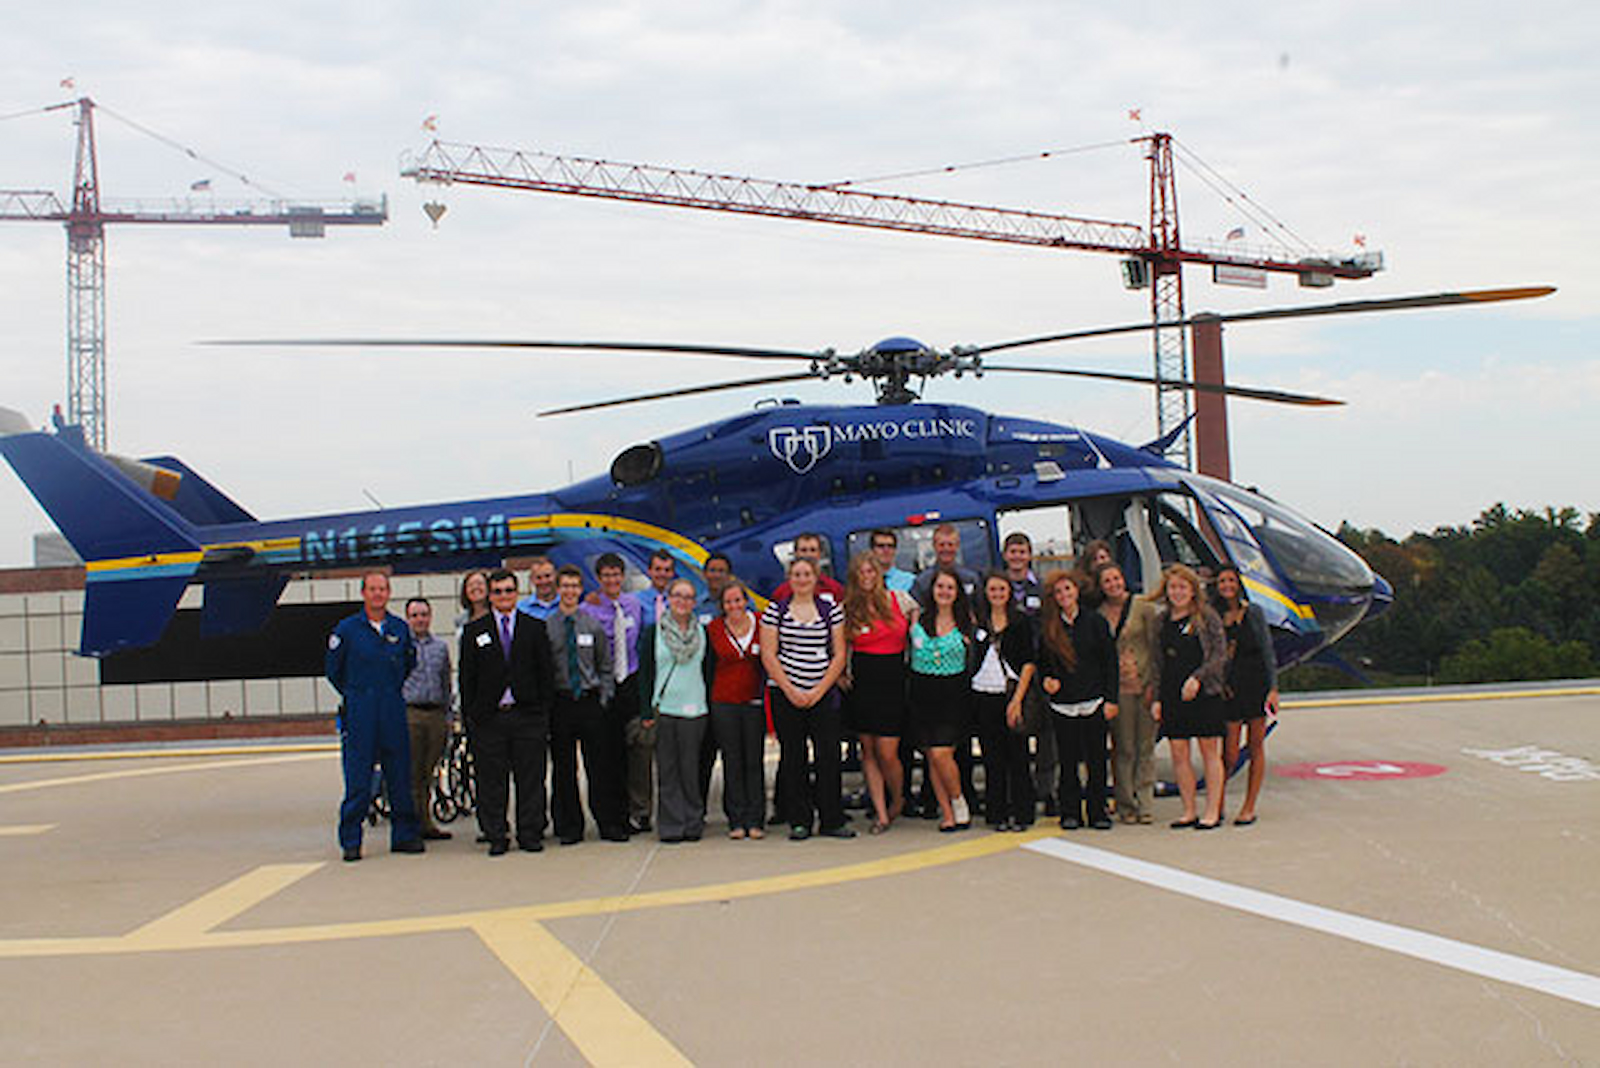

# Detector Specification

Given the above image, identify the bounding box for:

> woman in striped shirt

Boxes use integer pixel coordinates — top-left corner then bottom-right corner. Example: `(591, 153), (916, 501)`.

(760, 557), (852, 840)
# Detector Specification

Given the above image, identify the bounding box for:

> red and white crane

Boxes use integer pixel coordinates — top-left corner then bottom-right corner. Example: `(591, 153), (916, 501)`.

(1, 98), (387, 451)
(401, 133), (1381, 473)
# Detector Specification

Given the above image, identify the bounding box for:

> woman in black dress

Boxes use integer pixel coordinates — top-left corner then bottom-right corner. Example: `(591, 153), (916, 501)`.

(1213, 566), (1279, 826)
(1147, 564), (1228, 830)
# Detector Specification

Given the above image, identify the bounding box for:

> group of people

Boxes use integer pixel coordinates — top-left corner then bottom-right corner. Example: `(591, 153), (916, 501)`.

(324, 525), (1279, 860)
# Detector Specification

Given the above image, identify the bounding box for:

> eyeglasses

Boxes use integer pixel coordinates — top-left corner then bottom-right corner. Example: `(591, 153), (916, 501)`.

(490, 585), (517, 595)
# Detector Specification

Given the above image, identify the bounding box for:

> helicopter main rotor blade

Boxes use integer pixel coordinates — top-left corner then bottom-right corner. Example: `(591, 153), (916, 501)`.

(980, 364), (1342, 406)
(970, 285), (1557, 356)
(206, 338), (822, 361)
(537, 371), (821, 417)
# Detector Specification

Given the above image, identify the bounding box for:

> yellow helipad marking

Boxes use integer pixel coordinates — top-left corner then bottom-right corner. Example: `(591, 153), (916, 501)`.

(0, 829), (1040, 959)
(128, 863), (323, 947)
(475, 917), (693, 1067)
(0, 752), (330, 792)
(0, 823), (54, 836)
(1284, 686), (1600, 710)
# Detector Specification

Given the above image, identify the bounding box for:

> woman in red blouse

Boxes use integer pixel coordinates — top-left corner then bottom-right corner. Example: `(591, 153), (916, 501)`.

(707, 582), (767, 839)
(841, 553), (917, 833)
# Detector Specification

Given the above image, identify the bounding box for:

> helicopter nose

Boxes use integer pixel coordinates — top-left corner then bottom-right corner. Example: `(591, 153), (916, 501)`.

(1363, 571), (1394, 621)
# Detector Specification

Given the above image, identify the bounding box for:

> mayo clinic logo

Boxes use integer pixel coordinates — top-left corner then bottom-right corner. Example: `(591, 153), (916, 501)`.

(768, 426), (832, 474)
(768, 416), (979, 475)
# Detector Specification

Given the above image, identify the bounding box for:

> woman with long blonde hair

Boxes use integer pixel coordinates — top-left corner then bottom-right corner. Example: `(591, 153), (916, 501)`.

(1146, 564), (1228, 829)
(841, 552), (916, 833)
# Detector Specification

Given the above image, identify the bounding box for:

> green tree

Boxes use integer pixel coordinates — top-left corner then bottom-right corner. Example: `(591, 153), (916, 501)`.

(1438, 627), (1595, 684)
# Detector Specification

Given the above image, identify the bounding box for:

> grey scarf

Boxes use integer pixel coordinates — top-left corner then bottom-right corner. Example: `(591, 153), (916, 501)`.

(660, 613), (704, 665)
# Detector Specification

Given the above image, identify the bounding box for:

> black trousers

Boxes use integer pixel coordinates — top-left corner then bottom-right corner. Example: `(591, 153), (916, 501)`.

(772, 689), (845, 832)
(551, 692), (627, 840)
(712, 702), (766, 831)
(470, 706), (549, 846)
(1052, 710), (1109, 822)
(606, 674), (639, 821)
(974, 691), (1034, 826)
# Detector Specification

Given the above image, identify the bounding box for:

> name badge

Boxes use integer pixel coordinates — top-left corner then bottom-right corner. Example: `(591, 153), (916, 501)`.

(749, 642), (760, 655)
(476, 632), (492, 648)
(577, 633), (595, 648)
(963, 582), (975, 595)
(698, 614), (714, 626)
(912, 634), (925, 650)
(1025, 595), (1041, 609)
(860, 625), (873, 635)
(386, 633), (399, 643)
(621, 617), (634, 630)
(974, 628), (987, 642)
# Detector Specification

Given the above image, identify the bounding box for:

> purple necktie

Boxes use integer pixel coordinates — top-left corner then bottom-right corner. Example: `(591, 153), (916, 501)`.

(499, 613), (513, 662)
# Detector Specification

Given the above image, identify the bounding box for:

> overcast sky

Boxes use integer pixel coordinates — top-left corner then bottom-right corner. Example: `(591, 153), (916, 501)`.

(2, 2), (1595, 567)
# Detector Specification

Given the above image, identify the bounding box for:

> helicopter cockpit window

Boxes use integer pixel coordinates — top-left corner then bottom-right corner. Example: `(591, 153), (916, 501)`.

(844, 518), (992, 577)
(1198, 480), (1373, 596)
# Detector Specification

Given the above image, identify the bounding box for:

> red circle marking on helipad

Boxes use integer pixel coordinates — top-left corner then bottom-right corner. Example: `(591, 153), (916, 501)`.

(1276, 760), (1448, 781)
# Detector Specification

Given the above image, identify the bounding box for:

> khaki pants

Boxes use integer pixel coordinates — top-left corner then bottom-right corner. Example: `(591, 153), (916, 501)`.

(406, 705), (449, 833)
(1110, 688), (1156, 819)
(625, 716), (658, 825)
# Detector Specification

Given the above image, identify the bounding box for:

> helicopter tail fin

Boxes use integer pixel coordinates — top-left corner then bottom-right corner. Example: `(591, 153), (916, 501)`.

(0, 416), (204, 655)
(1138, 414), (1195, 458)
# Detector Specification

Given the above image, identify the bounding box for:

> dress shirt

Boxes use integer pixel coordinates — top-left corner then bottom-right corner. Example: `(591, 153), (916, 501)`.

(581, 593), (644, 678)
(545, 608), (615, 705)
(516, 592), (561, 622)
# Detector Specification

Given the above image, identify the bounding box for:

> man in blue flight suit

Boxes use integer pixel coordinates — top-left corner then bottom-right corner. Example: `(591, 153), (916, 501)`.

(326, 571), (426, 862)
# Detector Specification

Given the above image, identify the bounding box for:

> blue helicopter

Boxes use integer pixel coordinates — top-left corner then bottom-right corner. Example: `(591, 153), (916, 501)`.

(0, 286), (1552, 662)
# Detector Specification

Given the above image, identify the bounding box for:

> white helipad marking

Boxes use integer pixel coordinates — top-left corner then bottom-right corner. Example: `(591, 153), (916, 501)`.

(1025, 838), (1600, 1010)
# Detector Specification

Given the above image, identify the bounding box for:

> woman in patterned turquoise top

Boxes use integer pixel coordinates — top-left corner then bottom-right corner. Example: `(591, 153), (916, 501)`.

(909, 568), (975, 831)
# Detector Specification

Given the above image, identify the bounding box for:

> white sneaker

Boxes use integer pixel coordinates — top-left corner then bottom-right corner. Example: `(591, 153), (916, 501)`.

(952, 796), (971, 826)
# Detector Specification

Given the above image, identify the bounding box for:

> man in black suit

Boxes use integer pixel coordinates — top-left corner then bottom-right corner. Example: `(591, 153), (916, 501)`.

(459, 568), (556, 855)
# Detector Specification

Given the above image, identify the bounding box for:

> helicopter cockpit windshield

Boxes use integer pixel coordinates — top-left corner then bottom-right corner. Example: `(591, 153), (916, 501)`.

(1186, 474), (1380, 646)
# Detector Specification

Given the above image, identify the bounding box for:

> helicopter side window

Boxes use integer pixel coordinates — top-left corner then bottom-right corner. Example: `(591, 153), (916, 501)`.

(771, 535), (837, 580)
(844, 518), (992, 577)
(996, 504), (1075, 574)
(577, 550), (652, 594)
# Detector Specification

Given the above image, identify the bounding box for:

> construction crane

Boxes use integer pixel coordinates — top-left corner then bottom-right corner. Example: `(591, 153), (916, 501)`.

(400, 134), (1381, 473)
(0, 97), (388, 451)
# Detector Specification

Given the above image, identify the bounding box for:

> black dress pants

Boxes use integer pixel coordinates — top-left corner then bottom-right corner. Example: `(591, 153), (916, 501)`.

(772, 689), (844, 832)
(1051, 710), (1109, 822)
(551, 692), (627, 840)
(975, 691), (1034, 826)
(470, 706), (549, 846)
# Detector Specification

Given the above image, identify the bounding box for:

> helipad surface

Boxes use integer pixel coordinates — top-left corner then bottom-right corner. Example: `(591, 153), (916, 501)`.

(2, 687), (1597, 1066)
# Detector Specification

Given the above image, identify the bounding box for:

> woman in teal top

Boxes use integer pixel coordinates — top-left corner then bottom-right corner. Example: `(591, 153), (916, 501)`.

(909, 568), (975, 831)
(638, 578), (715, 843)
